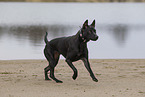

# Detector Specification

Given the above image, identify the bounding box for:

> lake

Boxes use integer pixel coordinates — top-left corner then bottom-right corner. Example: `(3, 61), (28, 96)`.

(0, 2), (145, 60)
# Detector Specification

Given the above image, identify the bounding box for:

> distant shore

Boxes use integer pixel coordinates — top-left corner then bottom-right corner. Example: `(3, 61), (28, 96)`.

(0, 0), (145, 2)
(0, 59), (145, 97)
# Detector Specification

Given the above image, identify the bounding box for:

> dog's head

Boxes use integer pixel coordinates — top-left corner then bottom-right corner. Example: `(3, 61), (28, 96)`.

(80, 20), (99, 42)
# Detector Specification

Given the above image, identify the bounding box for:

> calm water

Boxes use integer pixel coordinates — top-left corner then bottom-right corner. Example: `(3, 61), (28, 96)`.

(0, 3), (145, 60)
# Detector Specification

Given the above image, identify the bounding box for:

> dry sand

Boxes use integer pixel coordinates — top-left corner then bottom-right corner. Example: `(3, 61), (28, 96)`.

(0, 59), (145, 97)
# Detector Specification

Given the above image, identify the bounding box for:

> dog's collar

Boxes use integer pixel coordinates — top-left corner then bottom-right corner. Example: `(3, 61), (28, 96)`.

(79, 30), (86, 42)
(80, 33), (86, 42)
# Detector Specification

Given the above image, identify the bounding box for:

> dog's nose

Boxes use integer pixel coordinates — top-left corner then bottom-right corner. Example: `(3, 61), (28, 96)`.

(96, 36), (99, 40)
(95, 35), (99, 40)
(92, 35), (99, 41)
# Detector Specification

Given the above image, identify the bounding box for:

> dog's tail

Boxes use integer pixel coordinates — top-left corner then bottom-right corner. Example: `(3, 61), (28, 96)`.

(44, 32), (49, 44)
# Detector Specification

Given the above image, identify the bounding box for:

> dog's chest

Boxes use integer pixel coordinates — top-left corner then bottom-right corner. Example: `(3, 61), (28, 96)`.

(76, 43), (86, 57)
(79, 42), (86, 52)
(73, 50), (85, 62)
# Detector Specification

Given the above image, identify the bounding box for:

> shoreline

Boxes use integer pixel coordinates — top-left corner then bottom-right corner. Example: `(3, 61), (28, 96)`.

(1, 58), (145, 60)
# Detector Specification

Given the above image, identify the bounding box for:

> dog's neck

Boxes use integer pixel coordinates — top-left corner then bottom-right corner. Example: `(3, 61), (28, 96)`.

(76, 29), (88, 43)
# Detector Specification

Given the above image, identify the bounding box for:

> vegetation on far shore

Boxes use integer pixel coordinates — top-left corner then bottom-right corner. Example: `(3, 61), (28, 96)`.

(0, 0), (145, 2)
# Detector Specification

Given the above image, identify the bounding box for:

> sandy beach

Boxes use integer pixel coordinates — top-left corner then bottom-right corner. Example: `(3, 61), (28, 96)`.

(0, 59), (145, 97)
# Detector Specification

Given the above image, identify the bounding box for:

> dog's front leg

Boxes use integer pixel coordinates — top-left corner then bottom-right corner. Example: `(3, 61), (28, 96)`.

(82, 58), (98, 82)
(65, 59), (78, 80)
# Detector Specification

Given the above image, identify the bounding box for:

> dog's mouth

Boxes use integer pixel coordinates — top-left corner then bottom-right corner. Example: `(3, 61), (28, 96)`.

(91, 36), (99, 41)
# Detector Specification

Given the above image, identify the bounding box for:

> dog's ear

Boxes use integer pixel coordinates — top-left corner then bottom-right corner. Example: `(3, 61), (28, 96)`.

(91, 19), (95, 28)
(83, 20), (88, 28)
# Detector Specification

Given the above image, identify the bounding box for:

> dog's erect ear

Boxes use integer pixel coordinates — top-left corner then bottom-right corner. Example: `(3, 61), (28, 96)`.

(83, 20), (88, 28)
(91, 19), (95, 28)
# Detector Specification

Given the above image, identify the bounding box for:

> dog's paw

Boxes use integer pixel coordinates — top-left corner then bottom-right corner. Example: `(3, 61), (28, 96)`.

(45, 77), (51, 81)
(72, 76), (76, 80)
(56, 80), (63, 83)
(72, 75), (77, 80)
(72, 72), (78, 80)
(93, 78), (98, 82)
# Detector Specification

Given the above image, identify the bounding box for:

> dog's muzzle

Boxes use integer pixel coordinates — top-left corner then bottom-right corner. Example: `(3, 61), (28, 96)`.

(92, 35), (99, 41)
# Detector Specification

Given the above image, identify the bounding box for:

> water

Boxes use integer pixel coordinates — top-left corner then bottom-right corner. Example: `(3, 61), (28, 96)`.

(0, 2), (145, 60)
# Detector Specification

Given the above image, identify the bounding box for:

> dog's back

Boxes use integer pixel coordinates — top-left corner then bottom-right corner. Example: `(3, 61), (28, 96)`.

(49, 37), (69, 57)
(45, 32), (79, 58)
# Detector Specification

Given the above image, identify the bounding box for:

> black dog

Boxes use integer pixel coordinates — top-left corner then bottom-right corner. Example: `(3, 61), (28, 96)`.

(44, 20), (99, 83)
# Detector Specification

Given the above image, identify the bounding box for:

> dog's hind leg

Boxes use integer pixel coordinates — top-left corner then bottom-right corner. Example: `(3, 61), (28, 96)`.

(49, 67), (63, 83)
(49, 51), (63, 83)
(44, 66), (51, 80)
(44, 44), (62, 83)
(44, 48), (52, 80)
(44, 44), (55, 81)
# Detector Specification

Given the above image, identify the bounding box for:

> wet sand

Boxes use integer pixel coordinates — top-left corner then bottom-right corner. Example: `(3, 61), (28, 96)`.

(0, 59), (145, 97)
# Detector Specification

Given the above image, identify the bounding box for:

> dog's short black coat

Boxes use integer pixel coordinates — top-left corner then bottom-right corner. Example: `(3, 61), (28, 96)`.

(44, 20), (99, 83)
